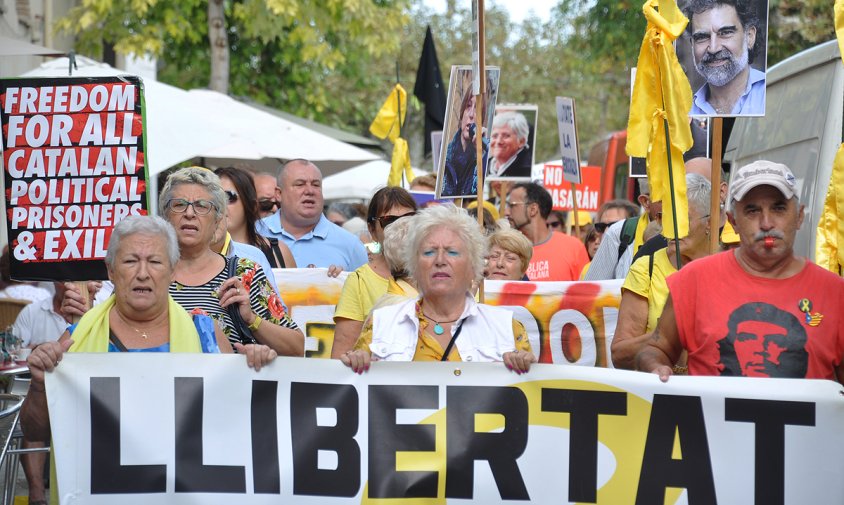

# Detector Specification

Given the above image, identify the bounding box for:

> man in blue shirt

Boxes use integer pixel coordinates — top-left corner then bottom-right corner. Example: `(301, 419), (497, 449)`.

(260, 159), (367, 271)
(685, 0), (765, 116)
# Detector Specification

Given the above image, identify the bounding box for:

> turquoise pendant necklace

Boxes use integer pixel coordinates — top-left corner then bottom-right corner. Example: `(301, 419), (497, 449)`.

(423, 312), (460, 335)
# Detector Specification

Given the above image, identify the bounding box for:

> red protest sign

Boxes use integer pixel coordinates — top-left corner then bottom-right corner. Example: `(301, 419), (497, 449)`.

(1, 76), (149, 281)
(543, 163), (601, 212)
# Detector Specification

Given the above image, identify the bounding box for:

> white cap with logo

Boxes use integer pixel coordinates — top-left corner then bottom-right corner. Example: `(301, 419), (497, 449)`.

(728, 160), (797, 211)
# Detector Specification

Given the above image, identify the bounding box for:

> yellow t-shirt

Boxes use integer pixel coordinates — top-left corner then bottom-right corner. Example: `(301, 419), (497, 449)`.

(621, 248), (676, 333)
(333, 263), (390, 322)
(354, 300), (531, 361)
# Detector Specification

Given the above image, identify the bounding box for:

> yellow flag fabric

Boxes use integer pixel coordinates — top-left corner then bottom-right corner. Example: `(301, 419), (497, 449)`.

(370, 84), (415, 185)
(370, 84), (407, 142)
(627, 0), (693, 239)
(816, 145), (844, 274)
(836, 0), (844, 62)
(388, 137), (414, 187)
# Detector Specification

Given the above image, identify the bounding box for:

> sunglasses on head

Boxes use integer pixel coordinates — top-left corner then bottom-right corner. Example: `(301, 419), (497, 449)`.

(593, 221), (619, 233)
(259, 199), (280, 212)
(369, 211), (417, 228)
(224, 190), (238, 204)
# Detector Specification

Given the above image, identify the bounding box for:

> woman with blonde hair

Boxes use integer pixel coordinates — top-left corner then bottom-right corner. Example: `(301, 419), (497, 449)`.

(485, 228), (533, 281)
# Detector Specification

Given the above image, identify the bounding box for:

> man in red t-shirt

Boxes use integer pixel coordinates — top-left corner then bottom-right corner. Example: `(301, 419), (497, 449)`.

(637, 160), (844, 383)
(504, 182), (589, 281)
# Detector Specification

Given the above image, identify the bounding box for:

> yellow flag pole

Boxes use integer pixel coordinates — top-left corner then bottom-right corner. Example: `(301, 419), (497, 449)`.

(474, 0), (486, 303)
(709, 118), (723, 253)
(653, 52), (683, 269)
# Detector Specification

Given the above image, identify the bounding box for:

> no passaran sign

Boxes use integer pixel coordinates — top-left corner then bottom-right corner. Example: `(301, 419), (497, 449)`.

(543, 164), (600, 212)
(0, 76), (149, 280)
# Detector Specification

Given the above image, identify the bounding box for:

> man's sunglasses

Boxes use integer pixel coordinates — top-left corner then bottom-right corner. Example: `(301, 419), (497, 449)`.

(593, 221), (619, 233)
(368, 211), (417, 228)
(259, 199), (280, 212)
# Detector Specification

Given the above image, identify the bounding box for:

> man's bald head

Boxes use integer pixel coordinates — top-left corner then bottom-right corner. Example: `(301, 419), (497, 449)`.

(685, 157), (713, 180)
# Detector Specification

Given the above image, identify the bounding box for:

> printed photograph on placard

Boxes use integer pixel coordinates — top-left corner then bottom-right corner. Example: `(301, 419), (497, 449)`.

(435, 65), (500, 199)
(676, 0), (769, 117)
(486, 104), (537, 181)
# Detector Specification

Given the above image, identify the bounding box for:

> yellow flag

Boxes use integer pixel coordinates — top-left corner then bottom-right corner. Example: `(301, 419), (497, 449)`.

(370, 84), (415, 185)
(369, 84), (407, 142)
(388, 138), (414, 187)
(627, 0), (693, 239)
(816, 145), (844, 274)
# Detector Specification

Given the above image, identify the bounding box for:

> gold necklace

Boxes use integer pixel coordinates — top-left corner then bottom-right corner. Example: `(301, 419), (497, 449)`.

(114, 309), (162, 339)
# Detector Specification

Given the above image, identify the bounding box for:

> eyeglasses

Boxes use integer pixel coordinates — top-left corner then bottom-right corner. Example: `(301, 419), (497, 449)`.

(594, 221), (619, 233)
(548, 221), (563, 229)
(369, 211), (417, 228)
(224, 190), (238, 204)
(166, 198), (217, 215)
(258, 199), (280, 213)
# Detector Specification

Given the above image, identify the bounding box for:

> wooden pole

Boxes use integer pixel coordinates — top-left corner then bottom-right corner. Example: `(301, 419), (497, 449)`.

(709, 118), (723, 253)
(571, 183), (580, 238)
(72, 281), (89, 324)
(474, 0), (485, 303)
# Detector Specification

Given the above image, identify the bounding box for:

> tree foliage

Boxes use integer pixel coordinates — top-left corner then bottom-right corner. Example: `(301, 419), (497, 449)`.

(767, 0), (835, 65)
(53, 0), (835, 170)
(55, 0), (408, 128)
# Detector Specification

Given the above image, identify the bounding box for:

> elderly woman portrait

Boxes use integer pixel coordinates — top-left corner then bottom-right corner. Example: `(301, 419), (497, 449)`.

(160, 167), (303, 356)
(487, 111), (532, 178)
(332, 186), (418, 357)
(341, 204), (535, 373)
(612, 174), (712, 370)
(442, 87), (487, 197)
(485, 228), (533, 281)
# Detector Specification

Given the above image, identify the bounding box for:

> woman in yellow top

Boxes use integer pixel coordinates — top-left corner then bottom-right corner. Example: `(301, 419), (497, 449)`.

(331, 187), (417, 358)
(341, 204), (534, 373)
(612, 174), (712, 369)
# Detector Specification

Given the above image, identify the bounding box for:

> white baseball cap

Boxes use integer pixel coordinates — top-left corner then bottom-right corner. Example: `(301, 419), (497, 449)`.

(728, 160), (796, 210)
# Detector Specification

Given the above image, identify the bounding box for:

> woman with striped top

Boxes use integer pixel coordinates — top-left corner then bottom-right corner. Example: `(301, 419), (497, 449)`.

(160, 167), (304, 356)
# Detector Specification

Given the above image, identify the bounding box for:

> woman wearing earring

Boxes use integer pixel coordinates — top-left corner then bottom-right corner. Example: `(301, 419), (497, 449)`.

(331, 187), (418, 358)
(214, 166), (297, 269)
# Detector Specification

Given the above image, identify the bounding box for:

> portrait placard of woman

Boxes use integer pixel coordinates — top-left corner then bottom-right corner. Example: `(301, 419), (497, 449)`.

(436, 65), (500, 199)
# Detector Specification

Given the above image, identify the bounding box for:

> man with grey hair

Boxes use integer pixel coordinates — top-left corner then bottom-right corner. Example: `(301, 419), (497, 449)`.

(487, 111), (532, 178)
(685, 0), (765, 115)
(637, 160), (844, 382)
(259, 159), (366, 270)
(612, 173), (711, 370)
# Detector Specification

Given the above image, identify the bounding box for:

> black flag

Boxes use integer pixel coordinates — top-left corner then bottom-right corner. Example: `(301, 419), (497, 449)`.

(413, 26), (446, 157)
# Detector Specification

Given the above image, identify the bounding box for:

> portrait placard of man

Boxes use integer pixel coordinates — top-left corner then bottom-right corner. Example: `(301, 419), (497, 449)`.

(717, 302), (809, 378)
(676, 0), (769, 117)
